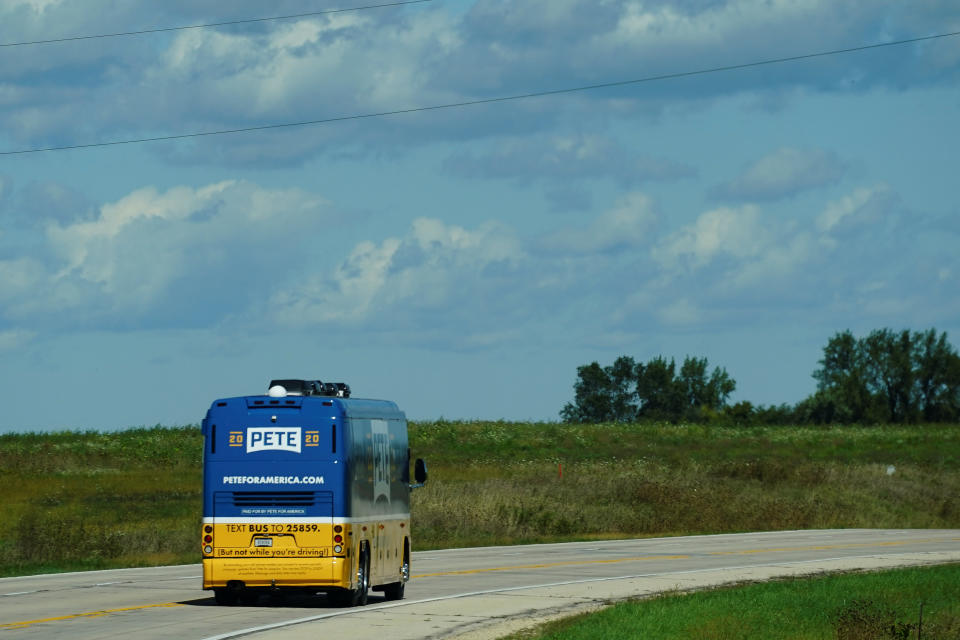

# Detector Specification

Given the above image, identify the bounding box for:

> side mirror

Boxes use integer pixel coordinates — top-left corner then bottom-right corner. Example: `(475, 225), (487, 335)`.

(409, 458), (428, 489)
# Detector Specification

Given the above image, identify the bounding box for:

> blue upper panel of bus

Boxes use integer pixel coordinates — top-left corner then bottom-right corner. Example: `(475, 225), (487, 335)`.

(201, 395), (407, 520)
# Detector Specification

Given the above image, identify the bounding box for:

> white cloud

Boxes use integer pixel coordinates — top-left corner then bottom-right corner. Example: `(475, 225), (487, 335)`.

(713, 147), (846, 201)
(267, 217), (524, 328)
(541, 191), (658, 254)
(655, 204), (768, 269)
(816, 184), (896, 234)
(2, 2), (956, 162)
(2, 180), (335, 326)
(729, 231), (816, 289)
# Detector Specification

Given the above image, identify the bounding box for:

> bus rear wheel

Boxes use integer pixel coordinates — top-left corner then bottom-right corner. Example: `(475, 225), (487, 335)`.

(330, 548), (369, 607)
(214, 588), (239, 606)
(383, 553), (408, 601)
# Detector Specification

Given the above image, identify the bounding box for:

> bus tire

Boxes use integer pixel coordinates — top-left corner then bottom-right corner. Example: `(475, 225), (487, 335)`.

(383, 551), (408, 601)
(331, 548), (369, 607)
(382, 580), (404, 601)
(354, 549), (370, 606)
(213, 588), (238, 606)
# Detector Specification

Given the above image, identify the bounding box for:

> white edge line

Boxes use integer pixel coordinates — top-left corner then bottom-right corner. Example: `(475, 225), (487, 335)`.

(198, 551), (960, 640)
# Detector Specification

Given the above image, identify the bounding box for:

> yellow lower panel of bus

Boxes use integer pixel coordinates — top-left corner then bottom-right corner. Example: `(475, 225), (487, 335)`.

(210, 522), (336, 555)
(204, 557), (351, 588)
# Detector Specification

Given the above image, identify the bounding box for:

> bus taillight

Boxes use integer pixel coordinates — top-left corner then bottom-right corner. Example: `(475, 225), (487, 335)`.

(203, 526), (213, 554)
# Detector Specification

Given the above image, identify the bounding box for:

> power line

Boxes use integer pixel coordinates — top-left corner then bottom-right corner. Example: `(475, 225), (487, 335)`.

(0, 0), (433, 48)
(2, 30), (958, 156)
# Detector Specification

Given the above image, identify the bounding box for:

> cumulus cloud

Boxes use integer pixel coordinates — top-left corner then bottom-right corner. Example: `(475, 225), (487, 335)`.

(540, 192), (658, 254)
(266, 217), (525, 333)
(712, 147), (846, 202)
(458, 1), (960, 99)
(1, 180), (336, 328)
(646, 202), (820, 309)
(816, 183), (900, 235)
(0, 174), (948, 350)
(728, 231), (817, 289)
(1, 1), (957, 162)
(655, 205), (769, 269)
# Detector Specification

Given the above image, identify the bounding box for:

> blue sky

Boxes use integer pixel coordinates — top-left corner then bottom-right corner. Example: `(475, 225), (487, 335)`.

(1, 0), (958, 431)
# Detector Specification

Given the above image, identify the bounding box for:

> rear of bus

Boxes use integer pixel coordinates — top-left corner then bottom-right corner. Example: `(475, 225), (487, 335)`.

(201, 393), (409, 604)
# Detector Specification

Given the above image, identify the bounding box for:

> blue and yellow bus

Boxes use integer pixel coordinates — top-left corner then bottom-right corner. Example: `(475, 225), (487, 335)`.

(200, 380), (426, 606)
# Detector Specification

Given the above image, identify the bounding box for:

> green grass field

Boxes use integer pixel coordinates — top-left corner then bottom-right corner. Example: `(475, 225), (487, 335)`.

(410, 421), (960, 548)
(0, 426), (202, 575)
(0, 421), (958, 576)
(505, 563), (960, 640)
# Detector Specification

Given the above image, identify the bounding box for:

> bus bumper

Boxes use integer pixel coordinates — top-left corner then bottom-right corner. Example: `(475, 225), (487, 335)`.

(203, 556), (351, 590)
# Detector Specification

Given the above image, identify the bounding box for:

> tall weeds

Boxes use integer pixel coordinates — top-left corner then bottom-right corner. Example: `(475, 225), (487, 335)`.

(1, 422), (958, 574)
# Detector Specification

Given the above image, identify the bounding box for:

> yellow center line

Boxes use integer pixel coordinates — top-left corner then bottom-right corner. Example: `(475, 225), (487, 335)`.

(0, 602), (184, 630)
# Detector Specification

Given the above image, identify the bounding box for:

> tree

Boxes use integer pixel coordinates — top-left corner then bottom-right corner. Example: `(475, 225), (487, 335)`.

(862, 329), (916, 423)
(560, 362), (613, 423)
(562, 354), (736, 423)
(676, 356), (735, 419)
(560, 356), (638, 423)
(812, 330), (872, 423)
(913, 329), (960, 422)
(707, 364), (737, 410)
(635, 356), (683, 421)
(607, 356), (639, 421)
(809, 327), (960, 424)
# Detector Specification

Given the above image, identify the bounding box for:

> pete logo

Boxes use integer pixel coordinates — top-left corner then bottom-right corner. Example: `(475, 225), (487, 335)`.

(247, 427), (301, 453)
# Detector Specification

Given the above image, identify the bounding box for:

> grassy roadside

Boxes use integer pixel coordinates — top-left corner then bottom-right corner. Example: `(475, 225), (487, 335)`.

(410, 421), (960, 549)
(0, 426), (202, 576)
(1, 421), (958, 575)
(504, 563), (960, 640)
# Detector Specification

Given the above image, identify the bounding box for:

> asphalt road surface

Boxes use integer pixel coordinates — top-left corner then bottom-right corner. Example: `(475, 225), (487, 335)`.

(1, 529), (958, 640)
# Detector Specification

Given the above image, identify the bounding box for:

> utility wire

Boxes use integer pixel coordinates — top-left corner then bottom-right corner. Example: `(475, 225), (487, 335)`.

(0, 0), (432, 48)
(2, 30), (958, 156)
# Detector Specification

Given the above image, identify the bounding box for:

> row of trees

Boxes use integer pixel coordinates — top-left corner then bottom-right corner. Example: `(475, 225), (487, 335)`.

(560, 355), (735, 423)
(561, 328), (960, 425)
(805, 328), (960, 424)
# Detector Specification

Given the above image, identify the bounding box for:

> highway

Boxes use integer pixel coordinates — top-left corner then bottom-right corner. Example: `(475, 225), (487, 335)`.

(1, 529), (958, 639)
